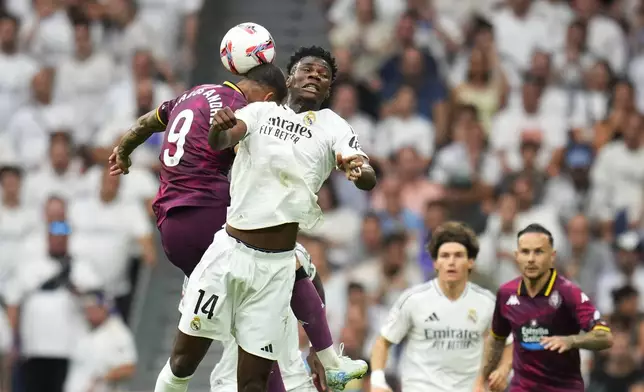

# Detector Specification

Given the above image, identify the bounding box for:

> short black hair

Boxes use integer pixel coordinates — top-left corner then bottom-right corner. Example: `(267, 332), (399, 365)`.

(287, 45), (338, 82)
(0, 165), (22, 179)
(612, 285), (638, 304)
(428, 221), (479, 259)
(383, 231), (406, 247)
(0, 11), (19, 27)
(243, 63), (288, 102)
(517, 223), (554, 246)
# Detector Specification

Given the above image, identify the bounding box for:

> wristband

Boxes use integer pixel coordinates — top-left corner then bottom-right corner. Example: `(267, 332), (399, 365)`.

(370, 369), (390, 390)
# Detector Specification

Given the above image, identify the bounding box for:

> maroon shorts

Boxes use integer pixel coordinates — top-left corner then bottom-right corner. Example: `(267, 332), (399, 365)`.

(158, 206), (227, 276)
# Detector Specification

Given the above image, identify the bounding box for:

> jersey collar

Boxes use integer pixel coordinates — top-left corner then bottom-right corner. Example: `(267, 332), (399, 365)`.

(223, 81), (245, 99)
(518, 269), (557, 297)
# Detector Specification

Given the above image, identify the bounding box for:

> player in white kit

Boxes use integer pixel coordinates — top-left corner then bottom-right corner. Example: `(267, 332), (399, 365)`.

(211, 243), (320, 392)
(154, 45), (374, 392)
(370, 222), (513, 392)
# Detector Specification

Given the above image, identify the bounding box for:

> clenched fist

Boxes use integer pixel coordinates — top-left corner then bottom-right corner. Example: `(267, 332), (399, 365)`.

(211, 107), (237, 132)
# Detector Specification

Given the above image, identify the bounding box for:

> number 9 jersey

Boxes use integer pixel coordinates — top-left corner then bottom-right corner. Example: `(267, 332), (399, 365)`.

(151, 82), (247, 228)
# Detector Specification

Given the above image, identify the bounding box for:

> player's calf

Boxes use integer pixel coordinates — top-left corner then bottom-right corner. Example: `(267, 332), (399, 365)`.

(154, 331), (213, 392)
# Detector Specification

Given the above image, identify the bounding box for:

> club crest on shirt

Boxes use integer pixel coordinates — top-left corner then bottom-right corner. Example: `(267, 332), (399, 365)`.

(468, 309), (478, 323)
(190, 316), (201, 331)
(303, 111), (316, 126)
(549, 290), (561, 309)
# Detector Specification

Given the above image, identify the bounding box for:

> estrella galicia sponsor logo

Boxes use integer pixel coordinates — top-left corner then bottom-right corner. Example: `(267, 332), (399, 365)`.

(424, 327), (482, 350)
(259, 116), (313, 145)
(520, 319), (549, 351)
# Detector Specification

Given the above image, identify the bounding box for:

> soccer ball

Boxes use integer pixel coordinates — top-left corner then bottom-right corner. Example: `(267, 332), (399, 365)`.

(219, 22), (276, 75)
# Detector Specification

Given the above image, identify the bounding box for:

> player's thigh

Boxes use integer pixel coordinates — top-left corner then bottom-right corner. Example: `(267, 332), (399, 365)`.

(237, 345), (275, 389)
(177, 231), (235, 341)
(233, 251), (296, 361)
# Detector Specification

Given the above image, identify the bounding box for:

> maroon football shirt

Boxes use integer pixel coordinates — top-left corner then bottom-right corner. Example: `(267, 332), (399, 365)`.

(152, 82), (247, 226)
(491, 269), (610, 391)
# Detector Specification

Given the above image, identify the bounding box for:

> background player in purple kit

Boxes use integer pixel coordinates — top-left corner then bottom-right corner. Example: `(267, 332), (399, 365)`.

(478, 224), (613, 392)
(109, 64), (287, 276)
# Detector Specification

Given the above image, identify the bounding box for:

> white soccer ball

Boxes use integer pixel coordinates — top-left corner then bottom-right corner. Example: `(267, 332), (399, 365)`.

(219, 22), (276, 75)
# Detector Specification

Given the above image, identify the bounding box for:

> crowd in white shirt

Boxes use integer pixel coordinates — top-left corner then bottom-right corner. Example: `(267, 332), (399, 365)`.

(0, 0), (202, 391)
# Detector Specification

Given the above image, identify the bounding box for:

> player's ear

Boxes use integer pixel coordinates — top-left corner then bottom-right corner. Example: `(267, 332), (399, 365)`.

(263, 91), (275, 102)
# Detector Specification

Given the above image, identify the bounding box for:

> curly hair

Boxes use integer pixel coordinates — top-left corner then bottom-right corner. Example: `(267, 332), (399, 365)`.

(427, 221), (479, 260)
(286, 45), (338, 82)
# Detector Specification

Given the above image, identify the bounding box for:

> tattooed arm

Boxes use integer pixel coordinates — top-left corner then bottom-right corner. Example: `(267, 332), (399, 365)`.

(109, 109), (166, 175)
(569, 328), (613, 351)
(480, 334), (507, 380)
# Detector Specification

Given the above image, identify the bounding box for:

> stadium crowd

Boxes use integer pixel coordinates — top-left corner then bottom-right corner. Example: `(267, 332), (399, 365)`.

(0, 0), (643, 391)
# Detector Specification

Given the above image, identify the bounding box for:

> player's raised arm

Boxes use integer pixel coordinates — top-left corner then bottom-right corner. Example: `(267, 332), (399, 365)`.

(333, 122), (376, 191)
(208, 107), (247, 151)
(109, 108), (168, 175)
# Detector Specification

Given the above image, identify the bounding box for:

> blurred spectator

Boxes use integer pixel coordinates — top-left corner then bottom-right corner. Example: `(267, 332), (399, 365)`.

(22, 132), (82, 208)
(374, 176), (424, 236)
(69, 168), (155, 321)
(596, 231), (644, 314)
(0, 307), (9, 392)
(302, 181), (361, 267)
(542, 143), (594, 222)
(54, 20), (114, 144)
(64, 291), (137, 392)
(587, 330), (644, 392)
(592, 79), (636, 150)
(450, 46), (508, 134)
(6, 68), (77, 170)
(333, 48), (381, 118)
(590, 112), (644, 240)
(491, 74), (567, 174)
(557, 214), (612, 300)
(4, 197), (95, 392)
(375, 85), (435, 162)
(331, 82), (376, 155)
(0, 166), (38, 301)
(552, 19), (596, 89)
(431, 105), (500, 231)
(349, 232), (423, 308)
(417, 199), (448, 280)
(329, 0), (394, 81)
(371, 147), (444, 216)
(0, 13), (38, 129)
(568, 60), (612, 132)
(326, 0), (405, 25)
(352, 213), (383, 264)
(20, 0), (75, 66)
(478, 192), (521, 288)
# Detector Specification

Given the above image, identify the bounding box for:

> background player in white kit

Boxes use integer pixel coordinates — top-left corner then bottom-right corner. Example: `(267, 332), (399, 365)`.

(370, 222), (513, 392)
(211, 243), (321, 392)
(155, 46), (374, 392)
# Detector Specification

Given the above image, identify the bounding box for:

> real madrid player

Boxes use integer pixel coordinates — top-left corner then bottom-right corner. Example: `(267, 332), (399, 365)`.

(370, 222), (513, 392)
(155, 46), (374, 392)
(211, 242), (324, 392)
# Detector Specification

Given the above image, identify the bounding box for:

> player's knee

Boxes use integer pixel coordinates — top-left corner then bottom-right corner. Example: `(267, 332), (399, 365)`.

(169, 353), (198, 378)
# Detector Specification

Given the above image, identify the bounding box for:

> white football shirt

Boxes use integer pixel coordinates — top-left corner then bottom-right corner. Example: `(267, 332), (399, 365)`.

(211, 243), (316, 392)
(381, 279), (503, 392)
(230, 103), (367, 230)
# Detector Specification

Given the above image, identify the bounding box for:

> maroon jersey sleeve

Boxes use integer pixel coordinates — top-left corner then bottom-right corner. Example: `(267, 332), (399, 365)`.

(156, 96), (180, 127)
(566, 283), (610, 333)
(491, 289), (512, 339)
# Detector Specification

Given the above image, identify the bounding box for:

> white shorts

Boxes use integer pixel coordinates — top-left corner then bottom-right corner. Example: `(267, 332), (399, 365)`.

(178, 229), (296, 360)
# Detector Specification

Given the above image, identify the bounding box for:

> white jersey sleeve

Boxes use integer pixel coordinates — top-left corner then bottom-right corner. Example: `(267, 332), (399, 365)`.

(234, 102), (275, 137)
(380, 289), (413, 344)
(328, 112), (368, 160)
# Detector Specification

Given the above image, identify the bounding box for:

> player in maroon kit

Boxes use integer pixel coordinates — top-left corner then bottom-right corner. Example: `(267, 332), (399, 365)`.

(479, 224), (613, 392)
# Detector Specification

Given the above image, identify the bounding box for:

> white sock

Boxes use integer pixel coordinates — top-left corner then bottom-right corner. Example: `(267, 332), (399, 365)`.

(316, 346), (341, 369)
(154, 360), (193, 392)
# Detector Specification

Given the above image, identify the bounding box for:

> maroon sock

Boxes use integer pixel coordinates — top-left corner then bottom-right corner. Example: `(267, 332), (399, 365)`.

(290, 273), (333, 351)
(267, 362), (286, 392)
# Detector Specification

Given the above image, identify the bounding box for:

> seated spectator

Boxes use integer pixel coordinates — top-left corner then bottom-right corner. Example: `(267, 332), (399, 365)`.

(22, 132), (83, 208)
(375, 85), (435, 163)
(64, 291), (137, 392)
(568, 60), (612, 133)
(370, 147), (444, 216)
(20, 0), (75, 66)
(592, 79), (636, 151)
(450, 46), (508, 135)
(596, 232), (644, 315)
(330, 82), (376, 155)
(0, 306), (9, 391)
(417, 199), (448, 281)
(587, 330), (644, 392)
(374, 176), (424, 237)
(302, 181), (361, 267)
(352, 212), (383, 265)
(552, 19), (596, 89)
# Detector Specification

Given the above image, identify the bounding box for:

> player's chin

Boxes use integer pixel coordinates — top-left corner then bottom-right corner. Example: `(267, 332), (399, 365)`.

(297, 87), (323, 102)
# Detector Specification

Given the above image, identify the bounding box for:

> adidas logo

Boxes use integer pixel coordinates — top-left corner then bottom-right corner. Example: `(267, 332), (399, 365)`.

(425, 312), (439, 322)
(260, 344), (274, 353)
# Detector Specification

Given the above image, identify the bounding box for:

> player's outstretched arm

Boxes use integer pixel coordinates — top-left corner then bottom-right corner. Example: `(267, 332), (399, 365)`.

(208, 107), (247, 151)
(480, 334), (506, 382)
(541, 328), (613, 353)
(335, 154), (377, 191)
(369, 336), (393, 392)
(110, 109), (166, 175)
